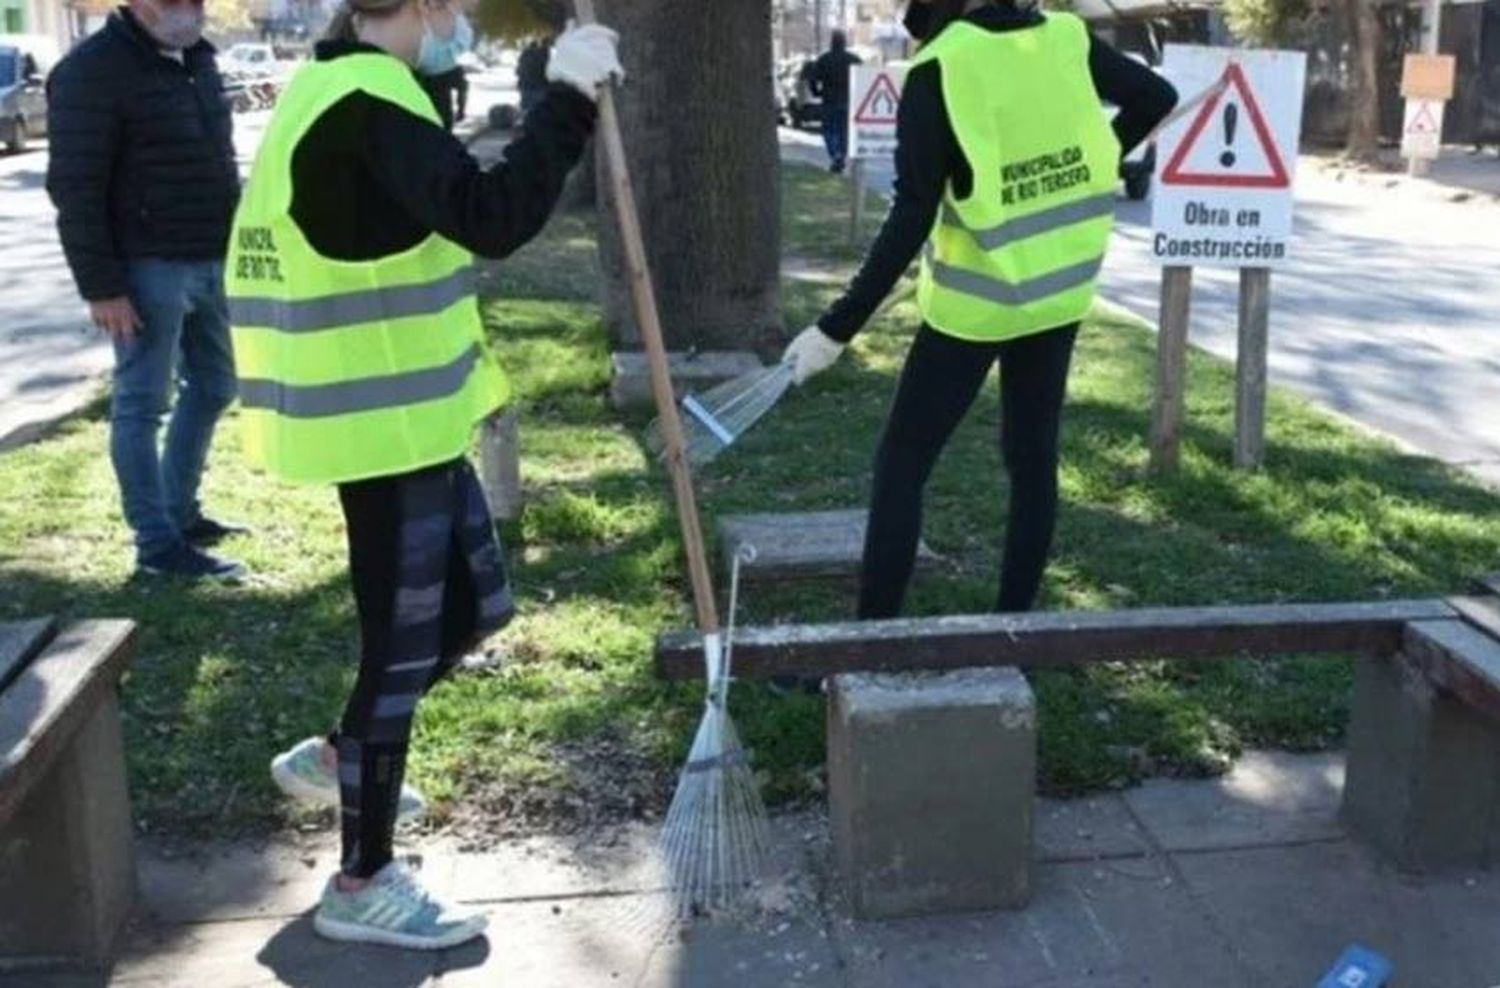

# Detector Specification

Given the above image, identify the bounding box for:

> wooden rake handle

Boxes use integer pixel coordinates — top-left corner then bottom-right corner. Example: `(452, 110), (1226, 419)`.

(571, 0), (720, 633)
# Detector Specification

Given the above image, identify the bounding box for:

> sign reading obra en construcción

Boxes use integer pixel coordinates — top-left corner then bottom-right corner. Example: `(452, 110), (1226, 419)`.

(1150, 46), (1306, 269)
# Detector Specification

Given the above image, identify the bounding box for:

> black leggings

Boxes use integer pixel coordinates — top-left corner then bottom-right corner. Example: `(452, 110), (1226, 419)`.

(334, 458), (514, 878)
(859, 322), (1079, 620)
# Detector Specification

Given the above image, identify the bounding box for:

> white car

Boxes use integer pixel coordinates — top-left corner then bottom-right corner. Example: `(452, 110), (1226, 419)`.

(220, 43), (278, 79)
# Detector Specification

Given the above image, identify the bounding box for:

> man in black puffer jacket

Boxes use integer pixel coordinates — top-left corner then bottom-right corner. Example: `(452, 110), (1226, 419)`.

(47, 0), (249, 581)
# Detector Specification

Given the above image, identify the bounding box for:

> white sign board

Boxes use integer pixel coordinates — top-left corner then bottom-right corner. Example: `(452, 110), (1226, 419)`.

(1401, 98), (1445, 160)
(1150, 46), (1306, 269)
(847, 65), (907, 160)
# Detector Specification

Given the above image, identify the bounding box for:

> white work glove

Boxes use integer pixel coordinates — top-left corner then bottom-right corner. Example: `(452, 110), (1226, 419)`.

(782, 325), (846, 386)
(546, 21), (623, 101)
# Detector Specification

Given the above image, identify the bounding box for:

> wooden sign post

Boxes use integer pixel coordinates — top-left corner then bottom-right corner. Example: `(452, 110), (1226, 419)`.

(1147, 45), (1306, 472)
(1401, 54), (1457, 176)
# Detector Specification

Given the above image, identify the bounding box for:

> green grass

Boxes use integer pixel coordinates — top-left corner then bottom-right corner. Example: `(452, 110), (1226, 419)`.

(3, 163), (1499, 837)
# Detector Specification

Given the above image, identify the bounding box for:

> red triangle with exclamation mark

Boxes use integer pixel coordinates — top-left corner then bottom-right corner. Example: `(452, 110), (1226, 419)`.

(1161, 63), (1291, 189)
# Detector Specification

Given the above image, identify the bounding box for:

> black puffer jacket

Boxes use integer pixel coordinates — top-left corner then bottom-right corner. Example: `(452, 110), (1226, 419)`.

(46, 8), (238, 301)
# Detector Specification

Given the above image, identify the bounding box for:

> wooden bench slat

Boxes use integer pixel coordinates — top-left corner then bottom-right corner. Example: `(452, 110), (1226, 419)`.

(0, 618), (57, 695)
(1403, 620), (1500, 725)
(656, 599), (1454, 680)
(0, 620), (137, 828)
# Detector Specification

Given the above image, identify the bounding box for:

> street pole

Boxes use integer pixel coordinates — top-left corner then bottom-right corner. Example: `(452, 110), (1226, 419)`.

(1410, 0), (1443, 177)
(815, 0), (824, 52)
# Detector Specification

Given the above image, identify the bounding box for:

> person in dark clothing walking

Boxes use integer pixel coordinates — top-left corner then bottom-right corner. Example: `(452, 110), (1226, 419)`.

(782, 0), (1176, 621)
(46, 0), (249, 581)
(517, 37), (551, 114)
(810, 29), (862, 173)
(238, 0), (619, 951)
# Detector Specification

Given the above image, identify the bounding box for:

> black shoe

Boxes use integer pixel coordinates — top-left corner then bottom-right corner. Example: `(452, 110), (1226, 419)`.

(136, 543), (248, 582)
(183, 516), (251, 547)
(830, 160), (846, 175)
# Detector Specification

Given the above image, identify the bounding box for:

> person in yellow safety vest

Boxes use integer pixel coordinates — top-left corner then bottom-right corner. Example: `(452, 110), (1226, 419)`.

(781, 0), (1177, 635)
(228, 0), (620, 951)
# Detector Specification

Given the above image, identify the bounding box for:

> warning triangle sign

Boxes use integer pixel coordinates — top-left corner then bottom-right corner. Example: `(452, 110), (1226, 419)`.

(1160, 63), (1290, 190)
(854, 72), (901, 125)
(1406, 103), (1439, 134)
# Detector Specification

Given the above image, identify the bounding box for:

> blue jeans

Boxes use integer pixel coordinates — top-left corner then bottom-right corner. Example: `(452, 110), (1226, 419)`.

(111, 259), (237, 558)
(822, 104), (848, 167)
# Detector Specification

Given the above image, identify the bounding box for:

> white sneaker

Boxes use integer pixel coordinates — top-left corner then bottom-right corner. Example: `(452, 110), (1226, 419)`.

(271, 737), (427, 822)
(314, 862), (488, 950)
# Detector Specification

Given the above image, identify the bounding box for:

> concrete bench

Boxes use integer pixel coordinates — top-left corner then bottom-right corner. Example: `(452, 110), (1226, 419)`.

(0, 618), (138, 970)
(1342, 597), (1500, 871)
(829, 668), (1035, 919)
(658, 594), (1500, 917)
(717, 509), (940, 585)
(608, 350), (763, 411)
(478, 407), (523, 522)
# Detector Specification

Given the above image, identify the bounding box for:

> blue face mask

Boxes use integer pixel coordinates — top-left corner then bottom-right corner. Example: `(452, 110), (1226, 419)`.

(417, 11), (473, 74)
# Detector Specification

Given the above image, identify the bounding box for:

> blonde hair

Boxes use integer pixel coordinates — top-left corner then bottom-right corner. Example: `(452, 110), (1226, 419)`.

(323, 0), (412, 42)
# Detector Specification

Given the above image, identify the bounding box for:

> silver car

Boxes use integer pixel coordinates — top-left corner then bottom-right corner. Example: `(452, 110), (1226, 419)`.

(0, 40), (47, 154)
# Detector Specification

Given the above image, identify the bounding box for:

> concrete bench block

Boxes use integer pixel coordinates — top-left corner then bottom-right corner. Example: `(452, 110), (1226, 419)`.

(478, 407), (523, 522)
(718, 509), (940, 584)
(608, 350), (763, 411)
(1342, 648), (1500, 871)
(0, 690), (137, 967)
(828, 666), (1036, 919)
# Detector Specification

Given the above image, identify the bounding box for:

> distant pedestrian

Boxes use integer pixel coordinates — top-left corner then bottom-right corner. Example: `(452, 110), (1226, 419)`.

(415, 0), (474, 129)
(46, 0), (248, 581)
(517, 37), (551, 115)
(810, 29), (862, 174)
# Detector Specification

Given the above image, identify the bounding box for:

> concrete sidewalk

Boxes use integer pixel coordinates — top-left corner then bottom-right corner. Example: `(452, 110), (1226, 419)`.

(17, 751), (1500, 987)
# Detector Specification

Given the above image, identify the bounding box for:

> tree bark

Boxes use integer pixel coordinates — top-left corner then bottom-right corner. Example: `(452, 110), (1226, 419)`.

(592, 0), (783, 354)
(1344, 0), (1383, 159)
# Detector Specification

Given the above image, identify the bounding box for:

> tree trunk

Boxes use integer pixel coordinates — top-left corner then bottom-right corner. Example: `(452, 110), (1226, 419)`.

(1344, 0), (1383, 159)
(593, 0), (783, 354)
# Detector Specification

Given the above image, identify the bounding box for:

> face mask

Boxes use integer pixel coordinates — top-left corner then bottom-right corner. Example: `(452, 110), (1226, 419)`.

(416, 10), (471, 74)
(144, 0), (205, 50)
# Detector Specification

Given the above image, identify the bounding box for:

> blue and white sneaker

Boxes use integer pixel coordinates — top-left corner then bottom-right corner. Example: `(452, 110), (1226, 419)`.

(314, 862), (488, 950)
(271, 737), (427, 823)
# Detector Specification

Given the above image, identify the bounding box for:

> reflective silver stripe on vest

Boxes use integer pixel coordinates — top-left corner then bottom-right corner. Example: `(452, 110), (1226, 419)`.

(230, 267), (477, 334)
(924, 245), (1103, 307)
(940, 193), (1115, 252)
(239, 344), (481, 419)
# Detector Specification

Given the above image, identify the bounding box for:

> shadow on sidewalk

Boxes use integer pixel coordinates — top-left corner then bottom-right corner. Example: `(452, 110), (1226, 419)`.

(256, 914), (490, 986)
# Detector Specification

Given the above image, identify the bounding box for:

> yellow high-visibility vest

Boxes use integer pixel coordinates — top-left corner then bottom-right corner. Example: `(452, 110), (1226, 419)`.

(227, 53), (509, 485)
(914, 14), (1121, 342)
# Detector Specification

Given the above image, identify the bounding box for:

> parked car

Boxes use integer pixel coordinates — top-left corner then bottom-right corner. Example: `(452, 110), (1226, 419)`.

(220, 42), (279, 79)
(778, 57), (822, 130)
(0, 34), (57, 154)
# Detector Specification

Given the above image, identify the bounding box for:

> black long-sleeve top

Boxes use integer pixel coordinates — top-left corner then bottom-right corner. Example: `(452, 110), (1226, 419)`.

(288, 40), (596, 263)
(817, 8), (1178, 343)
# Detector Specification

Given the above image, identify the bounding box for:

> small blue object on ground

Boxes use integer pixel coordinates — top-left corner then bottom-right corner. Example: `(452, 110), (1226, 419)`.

(1317, 944), (1393, 988)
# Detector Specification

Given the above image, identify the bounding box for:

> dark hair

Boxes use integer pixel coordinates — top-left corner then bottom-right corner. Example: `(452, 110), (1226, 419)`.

(323, 0), (410, 43)
(905, 0), (1024, 43)
(831, 29), (848, 49)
